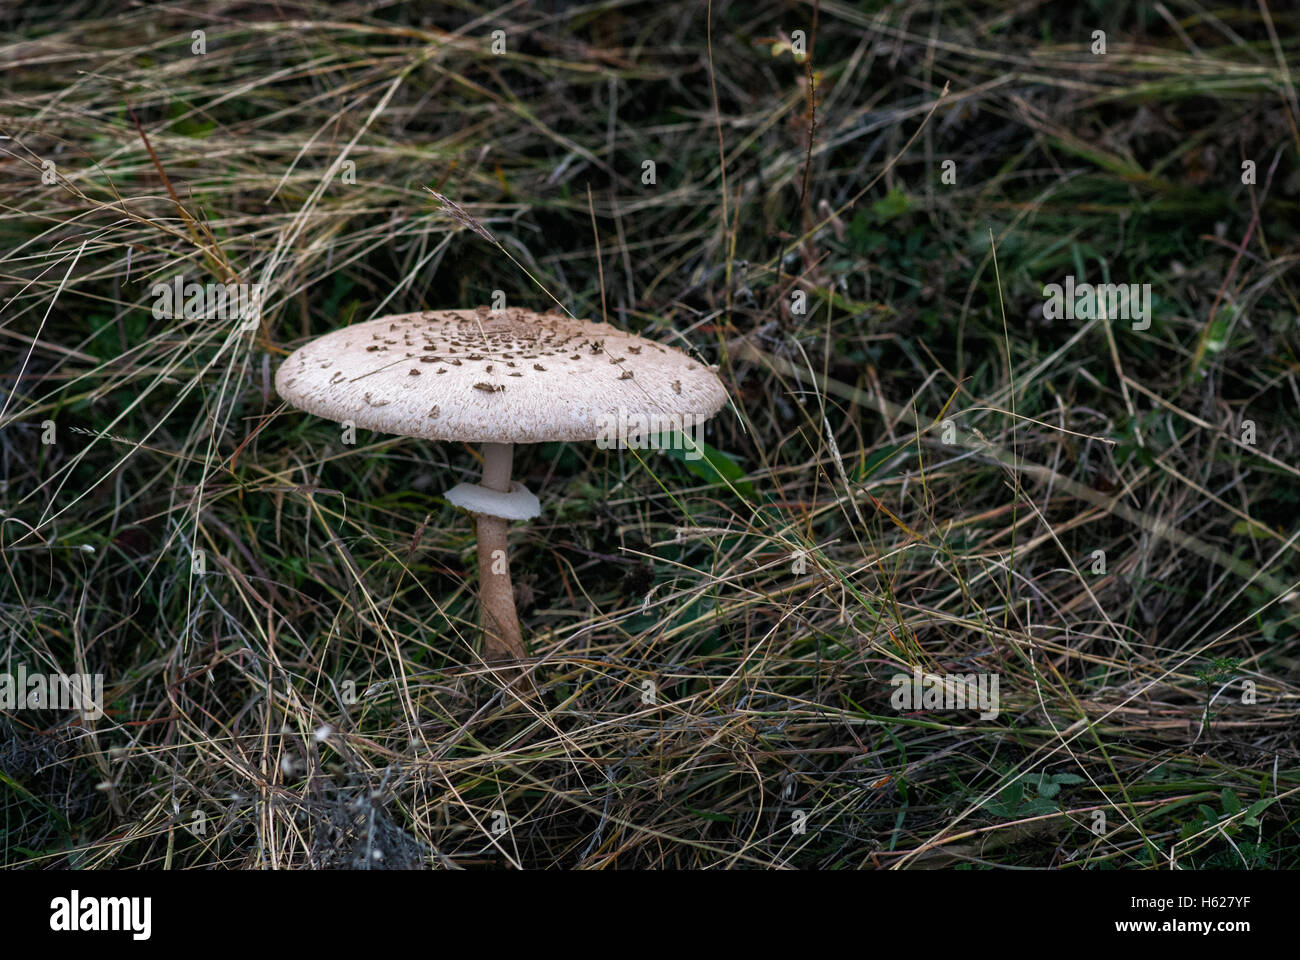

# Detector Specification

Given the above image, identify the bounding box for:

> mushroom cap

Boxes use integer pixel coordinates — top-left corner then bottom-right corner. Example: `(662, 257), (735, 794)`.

(274, 307), (728, 444)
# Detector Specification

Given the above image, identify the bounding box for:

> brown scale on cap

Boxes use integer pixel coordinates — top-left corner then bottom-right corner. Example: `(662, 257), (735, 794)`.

(274, 307), (727, 444)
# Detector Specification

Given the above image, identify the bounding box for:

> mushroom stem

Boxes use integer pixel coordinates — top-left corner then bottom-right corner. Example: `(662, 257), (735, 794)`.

(475, 442), (527, 663)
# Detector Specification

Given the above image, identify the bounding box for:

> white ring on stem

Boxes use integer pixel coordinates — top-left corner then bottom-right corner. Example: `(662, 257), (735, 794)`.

(444, 481), (541, 520)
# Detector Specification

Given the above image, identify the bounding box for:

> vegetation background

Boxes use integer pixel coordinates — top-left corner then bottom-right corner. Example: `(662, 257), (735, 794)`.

(2, 0), (1298, 869)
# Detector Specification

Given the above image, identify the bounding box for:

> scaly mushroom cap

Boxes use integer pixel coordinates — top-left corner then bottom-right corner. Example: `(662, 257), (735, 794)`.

(274, 307), (728, 443)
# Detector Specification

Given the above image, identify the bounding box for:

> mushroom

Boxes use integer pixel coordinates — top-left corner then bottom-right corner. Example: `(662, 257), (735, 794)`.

(274, 307), (728, 671)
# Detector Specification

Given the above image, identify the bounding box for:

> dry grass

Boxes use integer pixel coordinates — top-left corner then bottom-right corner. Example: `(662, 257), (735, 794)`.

(2, 0), (1299, 869)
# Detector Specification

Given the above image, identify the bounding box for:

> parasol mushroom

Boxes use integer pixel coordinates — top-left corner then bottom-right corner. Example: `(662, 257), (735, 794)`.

(274, 306), (728, 670)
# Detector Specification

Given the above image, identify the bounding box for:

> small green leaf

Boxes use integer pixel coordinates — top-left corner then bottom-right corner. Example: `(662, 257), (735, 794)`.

(1241, 797), (1275, 827)
(846, 211), (888, 254)
(870, 187), (911, 223)
(1231, 519), (1275, 540)
(1243, 797), (1274, 817)
(661, 437), (755, 500)
(1204, 316), (1230, 354)
(1019, 797), (1060, 816)
(1221, 788), (1241, 816)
